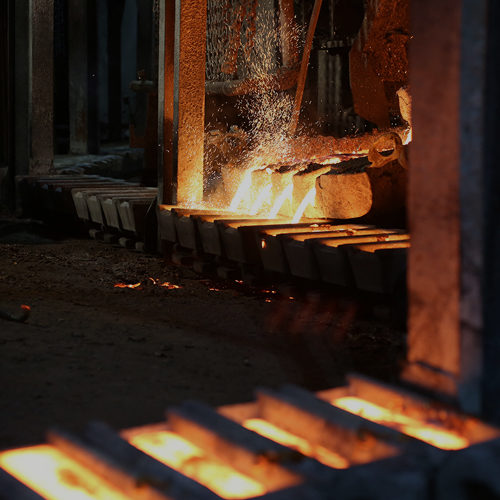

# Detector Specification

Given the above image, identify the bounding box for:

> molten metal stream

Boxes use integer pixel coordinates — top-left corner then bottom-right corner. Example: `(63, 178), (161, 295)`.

(244, 419), (349, 469)
(332, 397), (469, 450)
(229, 170), (253, 212)
(127, 430), (266, 499)
(268, 184), (293, 218)
(0, 445), (128, 500)
(250, 183), (273, 215)
(292, 187), (316, 223)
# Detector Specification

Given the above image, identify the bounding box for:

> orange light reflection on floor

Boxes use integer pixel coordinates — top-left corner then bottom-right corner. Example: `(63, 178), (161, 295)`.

(332, 397), (469, 450)
(114, 282), (142, 289)
(244, 418), (349, 469)
(127, 430), (266, 499)
(0, 445), (129, 500)
(158, 282), (182, 289)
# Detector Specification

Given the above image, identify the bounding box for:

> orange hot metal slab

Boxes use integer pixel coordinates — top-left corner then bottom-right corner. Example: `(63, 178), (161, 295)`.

(0, 445), (130, 500)
(125, 429), (266, 500)
(331, 397), (468, 451)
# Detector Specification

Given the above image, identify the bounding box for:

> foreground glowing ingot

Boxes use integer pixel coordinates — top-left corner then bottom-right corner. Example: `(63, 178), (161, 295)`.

(127, 430), (266, 499)
(0, 445), (128, 500)
(244, 419), (349, 469)
(332, 397), (469, 450)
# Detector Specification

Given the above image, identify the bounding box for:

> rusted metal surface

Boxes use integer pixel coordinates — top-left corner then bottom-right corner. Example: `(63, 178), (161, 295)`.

(406, 0), (467, 399)
(278, 0), (299, 69)
(171, 0), (206, 204)
(405, 0), (495, 417)
(349, 0), (409, 128)
(31, 0), (54, 174)
(405, 0), (462, 398)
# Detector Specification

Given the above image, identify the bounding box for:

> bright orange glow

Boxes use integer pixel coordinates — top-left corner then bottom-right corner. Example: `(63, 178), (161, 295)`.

(249, 184), (272, 215)
(0, 445), (128, 500)
(127, 430), (266, 499)
(332, 397), (469, 450)
(261, 239), (267, 249)
(229, 170), (253, 212)
(292, 187), (316, 223)
(244, 419), (348, 469)
(114, 282), (142, 289)
(267, 184), (293, 218)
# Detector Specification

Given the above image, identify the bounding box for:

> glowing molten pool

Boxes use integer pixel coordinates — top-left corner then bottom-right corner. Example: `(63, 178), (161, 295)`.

(0, 445), (128, 500)
(127, 430), (266, 499)
(244, 418), (349, 469)
(332, 397), (469, 450)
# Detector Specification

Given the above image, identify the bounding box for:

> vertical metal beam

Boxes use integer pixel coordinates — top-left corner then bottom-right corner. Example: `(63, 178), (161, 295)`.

(405, 0), (493, 416)
(481, 0), (500, 421)
(171, 0), (206, 204)
(87, 0), (100, 154)
(68, 0), (89, 154)
(457, 0), (489, 413)
(405, 0), (462, 397)
(31, 0), (54, 174)
(107, 0), (126, 142)
(68, 0), (99, 154)
(14, 0), (31, 177)
(158, 0), (175, 204)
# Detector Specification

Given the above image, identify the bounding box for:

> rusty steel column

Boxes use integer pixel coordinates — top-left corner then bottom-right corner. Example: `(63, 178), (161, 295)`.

(31, 0), (54, 174)
(405, 0), (493, 416)
(171, 0), (207, 204)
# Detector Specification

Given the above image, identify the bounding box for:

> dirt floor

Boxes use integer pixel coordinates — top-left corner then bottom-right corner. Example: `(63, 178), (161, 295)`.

(0, 219), (405, 450)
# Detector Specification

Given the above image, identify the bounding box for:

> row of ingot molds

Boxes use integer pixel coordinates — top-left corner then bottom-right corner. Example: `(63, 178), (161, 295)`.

(157, 205), (410, 294)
